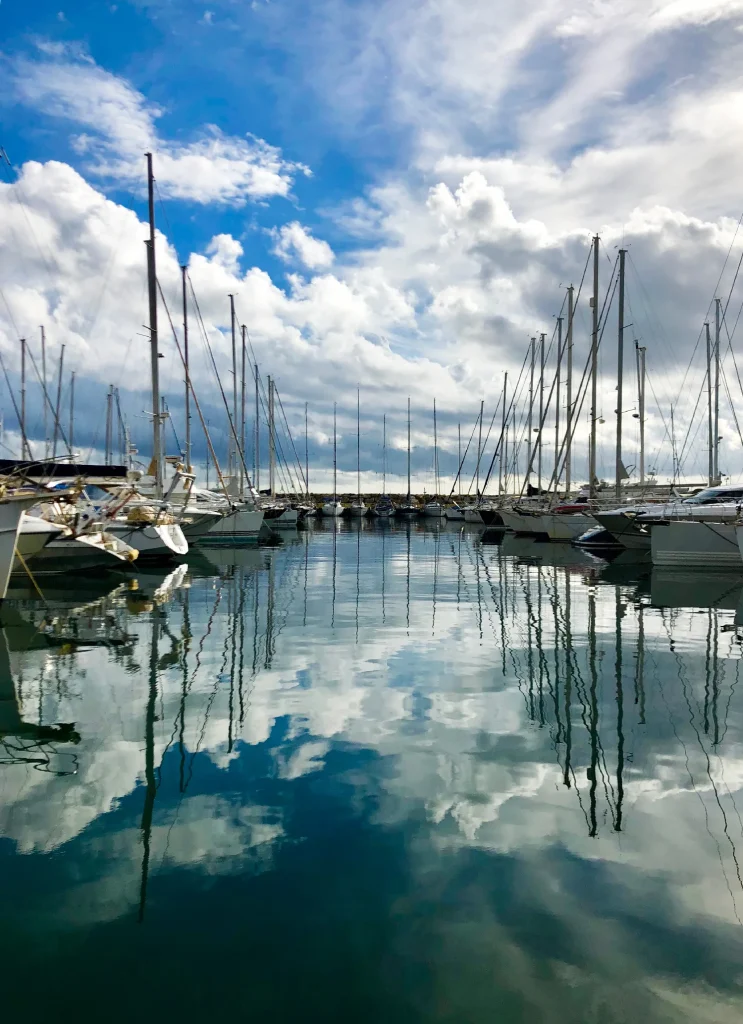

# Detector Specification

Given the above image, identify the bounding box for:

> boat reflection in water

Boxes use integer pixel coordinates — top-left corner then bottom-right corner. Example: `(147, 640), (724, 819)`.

(1, 523), (743, 1020)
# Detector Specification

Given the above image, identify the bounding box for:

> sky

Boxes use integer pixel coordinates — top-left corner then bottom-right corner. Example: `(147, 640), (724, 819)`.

(2, 0), (743, 492)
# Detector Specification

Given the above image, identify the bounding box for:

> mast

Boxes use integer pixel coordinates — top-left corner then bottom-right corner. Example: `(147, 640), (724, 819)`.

(706, 321), (713, 486)
(305, 401), (309, 497)
(240, 324), (247, 497)
(615, 248), (626, 500)
(589, 234), (600, 497)
(181, 265), (191, 472)
(407, 396), (411, 498)
(636, 344), (646, 485)
(105, 385), (112, 465)
(476, 399), (483, 497)
(52, 344), (64, 459)
(714, 297), (721, 484)
(268, 375), (276, 498)
(501, 372), (508, 495)
(229, 294), (237, 481)
(333, 401), (338, 500)
(458, 423), (461, 498)
(538, 332), (545, 491)
(356, 388), (361, 502)
(69, 370), (75, 455)
(527, 337), (535, 486)
(40, 326), (47, 457)
(145, 152), (163, 498)
(555, 318), (562, 491)
(382, 412), (386, 493)
(254, 364), (260, 492)
(433, 399), (439, 498)
(20, 338), (29, 459)
(565, 285), (574, 493)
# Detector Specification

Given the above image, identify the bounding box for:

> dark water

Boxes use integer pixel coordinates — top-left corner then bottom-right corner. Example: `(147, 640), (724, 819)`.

(2, 521), (743, 1023)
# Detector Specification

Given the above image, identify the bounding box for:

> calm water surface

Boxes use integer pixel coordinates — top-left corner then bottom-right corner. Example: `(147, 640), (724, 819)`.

(2, 521), (743, 1022)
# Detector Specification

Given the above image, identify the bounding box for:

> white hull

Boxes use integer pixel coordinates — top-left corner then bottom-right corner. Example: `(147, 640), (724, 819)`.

(445, 509), (464, 521)
(652, 521), (742, 569)
(422, 504), (445, 518)
(320, 502), (344, 518)
(542, 513), (595, 542)
(463, 508), (484, 524)
(593, 512), (650, 550)
(347, 504), (367, 518)
(200, 508), (264, 544)
(14, 516), (63, 567)
(264, 507), (300, 528)
(0, 496), (49, 598)
(25, 531), (139, 573)
(106, 522), (188, 558)
(179, 510), (223, 540)
(501, 510), (546, 535)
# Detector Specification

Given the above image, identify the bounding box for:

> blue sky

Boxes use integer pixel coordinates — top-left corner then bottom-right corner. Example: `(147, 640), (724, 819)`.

(2, 0), (743, 488)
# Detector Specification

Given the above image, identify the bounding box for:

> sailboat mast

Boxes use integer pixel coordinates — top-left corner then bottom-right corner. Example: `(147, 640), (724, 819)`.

(240, 324), (247, 497)
(636, 343), (646, 485)
(458, 423), (461, 498)
(52, 344), (64, 459)
(589, 234), (600, 497)
(433, 399), (439, 498)
(407, 396), (411, 498)
(565, 286), (574, 493)
(69, 370), (75, 455)
(501, 371), (508, 495)
(229, 294), (237, 480)
(538, 332), (545, 491)
(40, 326), (47, 457)
(333, 401), (338, 500)
(268, 375), (276, 497)
(357, 388), (361, 501)
(20, 337), (28, 459)
(476, 399), (483, 496)
(181, 265), (191, 472)
(714, 297), (721, 484)
(527, 337), (535, 485)
(305, 402), (309, 497)
(105, 384), (112, 465)
(615, 248), (626, 499)
(145, 153), (163, 498)
(254, 364), (260, 492)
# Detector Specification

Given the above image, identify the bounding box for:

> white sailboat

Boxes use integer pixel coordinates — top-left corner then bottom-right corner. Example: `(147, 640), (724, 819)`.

(321, 403), (343, 517)
(348, 390), (366, 517)
(374, 413), (396, 517)
(396, 397), (419, 517)
(422, 399), (445, 517)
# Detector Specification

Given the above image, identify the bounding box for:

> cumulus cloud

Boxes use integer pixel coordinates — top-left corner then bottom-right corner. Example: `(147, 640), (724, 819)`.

(272, 222), (335, 269)
(5, 46), (308, 204)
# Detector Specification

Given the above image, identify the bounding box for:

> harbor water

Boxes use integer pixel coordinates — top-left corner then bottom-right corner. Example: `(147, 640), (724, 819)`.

(2, 520), (743, 1022)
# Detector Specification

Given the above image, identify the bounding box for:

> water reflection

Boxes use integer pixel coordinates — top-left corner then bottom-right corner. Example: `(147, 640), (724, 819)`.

(2, 522), (743, 1020)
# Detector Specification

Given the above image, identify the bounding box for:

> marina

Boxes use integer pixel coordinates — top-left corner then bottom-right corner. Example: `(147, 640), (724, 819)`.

(2, 522), (743, 1019)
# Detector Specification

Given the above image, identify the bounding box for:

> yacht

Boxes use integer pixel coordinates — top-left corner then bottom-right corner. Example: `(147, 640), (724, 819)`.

(594, 485), (743, 550)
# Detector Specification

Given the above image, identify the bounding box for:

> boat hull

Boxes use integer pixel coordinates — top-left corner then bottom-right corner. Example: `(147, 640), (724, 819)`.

(542, 513), (596, 542)
(320, 502), (344, 517)
(200, 508), (264, 544)
(463, 509), (483, 524)
(107, 522), (188, 559)
(500, 510), (548, 536)
(651, 521), (742, 569)
(0, 496), (52, 598)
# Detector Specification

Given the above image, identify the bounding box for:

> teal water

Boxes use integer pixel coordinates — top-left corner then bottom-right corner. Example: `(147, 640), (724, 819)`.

(2, 521), (743, 1022)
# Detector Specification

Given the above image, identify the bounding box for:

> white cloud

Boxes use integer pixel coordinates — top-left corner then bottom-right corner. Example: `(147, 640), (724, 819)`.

(6, 47), (308, 205)
(273, 222), (335, 269)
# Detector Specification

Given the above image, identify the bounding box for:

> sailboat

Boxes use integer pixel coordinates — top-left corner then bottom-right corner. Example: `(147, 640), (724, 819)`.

(422, 399), (445, 517)
(348, 390), (366, 517)
(396, 397), (419, 517)
(374, 413), (395, 517)
(321, 403), (343, 516)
